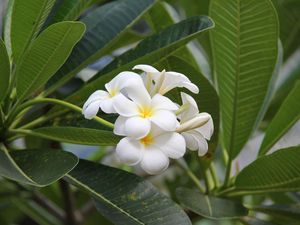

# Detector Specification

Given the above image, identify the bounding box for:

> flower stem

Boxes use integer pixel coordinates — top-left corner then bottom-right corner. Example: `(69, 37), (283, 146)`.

(176, 159), (205, 193)
(9, 98), (114, 129)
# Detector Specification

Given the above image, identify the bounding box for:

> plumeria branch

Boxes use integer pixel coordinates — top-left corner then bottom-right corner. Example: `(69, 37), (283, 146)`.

(8, 98), (114, 130)
(176, 159), (206, 193)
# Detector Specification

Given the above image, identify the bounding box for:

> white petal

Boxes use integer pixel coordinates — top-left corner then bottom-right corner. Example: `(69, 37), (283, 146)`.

(184, 131), (208, 156)
(105, 71), (141, 94)
(195, 116), (214, 140)
(82, 90), (109, 111)
(140, 148), (169, 175)
(151, 94), (178, 111)
(82, 100), (102, 119)
(159, 71), (199, 94)
(182, 132), (198, 151)
(124, 117), (151, 139)
(113, 116), (127, 136)
(154, 132), (186, 159)
(177, 113), (211, 133)
(180, 92), (199, 121)
(125, 81), (151, 107)
(196, 136), (209, 156)
(116, 137), (143, 165)
(113, 94), (139, 117)
(99, 98), (117, 114)
(150, 110), (177, 131)
(133, 64), (159, 73)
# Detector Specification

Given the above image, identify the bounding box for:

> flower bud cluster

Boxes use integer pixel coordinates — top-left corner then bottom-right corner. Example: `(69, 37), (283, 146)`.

(83, 65), (213, 174)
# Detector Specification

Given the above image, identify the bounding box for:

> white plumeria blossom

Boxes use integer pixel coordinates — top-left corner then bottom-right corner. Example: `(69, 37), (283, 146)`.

(82, 72), (143, 119)
(133, 64), (199, 96)
(177, 92), (214, 156)
(116, 125), (186, 175)
(82, 64), (214, 174)
(113, 88), (179, 139)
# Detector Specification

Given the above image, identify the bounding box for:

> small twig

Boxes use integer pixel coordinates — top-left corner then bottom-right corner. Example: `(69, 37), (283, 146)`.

(33, 191), (65, 221)
(80, 201), (96, 218)
(59, 180), (78, 225)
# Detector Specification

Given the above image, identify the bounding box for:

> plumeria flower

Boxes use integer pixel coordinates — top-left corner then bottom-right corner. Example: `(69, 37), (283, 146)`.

(113, 87), (179, 139)
(133, 64), (199, 96)
(116, 125), (186, 174)
(82, 71), (143, 119)
(176, 92), (213, 156)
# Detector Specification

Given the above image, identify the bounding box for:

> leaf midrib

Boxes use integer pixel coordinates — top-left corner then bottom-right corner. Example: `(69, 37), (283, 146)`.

(66, 174), (145, 225)
(18, 25), (74, 100)
(13, 0), (53, 61)
(229, 0), (241, 158)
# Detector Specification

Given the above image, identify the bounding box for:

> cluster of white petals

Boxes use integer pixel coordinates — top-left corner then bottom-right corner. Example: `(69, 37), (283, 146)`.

(83, 65), (213, 174)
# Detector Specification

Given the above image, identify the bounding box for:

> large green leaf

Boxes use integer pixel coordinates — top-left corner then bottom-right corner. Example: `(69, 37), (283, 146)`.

(235, 146), (300, 194)
(47, 0), (155, 92)
(259, 81), (300, 155)
(22, 127), (120, 146)
(146, 2), (199, 69)
(272, 0), (300, 59)
(176, 188), (248, 219)
(242, 218), (279, 225)
(50, 0), (97, 23)
(6, 0), (55, 61)
(0, 146), (78, 186)
(163, 56), (219, 164)
(56, 16), (214, 110)
(210, 0), (279, 159)
(266, 49), (300, 120)
(66, 160), (192, 225)
(0, 39), (10, 102)
(16, 21), (85, 101)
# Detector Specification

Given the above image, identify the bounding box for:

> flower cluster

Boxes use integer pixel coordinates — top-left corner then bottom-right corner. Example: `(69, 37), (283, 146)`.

(82, 65), (213, 174)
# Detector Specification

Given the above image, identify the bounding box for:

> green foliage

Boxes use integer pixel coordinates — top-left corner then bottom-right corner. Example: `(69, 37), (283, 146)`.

(29, 127), (120, 146)
(67, 160), (192, 225)
(0, 39), (10, 102)
(0, 0), (299, 224)
(5, 0), (56, 61)
(61, 16), (214, 109)
(210, 0), (279, 159)
(176, 188), (248, 219)
(47, 0), (156, 92)
(235, 146), (300, 193)
(259, 81), (300, 155)
(16, 21), (85, 101)
(0, 147), (78, 186)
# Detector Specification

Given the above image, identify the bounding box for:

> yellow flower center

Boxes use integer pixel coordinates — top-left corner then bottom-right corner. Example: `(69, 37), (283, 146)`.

(140, 134), (153, 146)
(139, 106), (154, 118)
(109, 88), (117, 97)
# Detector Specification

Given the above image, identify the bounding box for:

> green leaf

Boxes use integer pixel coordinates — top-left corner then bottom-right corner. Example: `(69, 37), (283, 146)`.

(16, 21), (85, 101)
(146, 2), (199, 69)
(0, 39), (10, 102)
(47, 0), (155, 91)
(266, 49), (300, 120)
(252, 204), (300, 220)
(259, 81), (300, 155)
(66, 160), (192, 225)
(176, 187), (248, 219)
(6, 0), (56, 61)
(0, 146), (78, 186)
(27, 127), (120, 146)
(50, 0), (96, 23)
(12, 198), (63, 225)
(163, 56), (219, 164)
(58, 16), (214, 109)
(272, 0), (300, 59)
(235, 146), (300, 194)
(210, 0), (279, 158)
